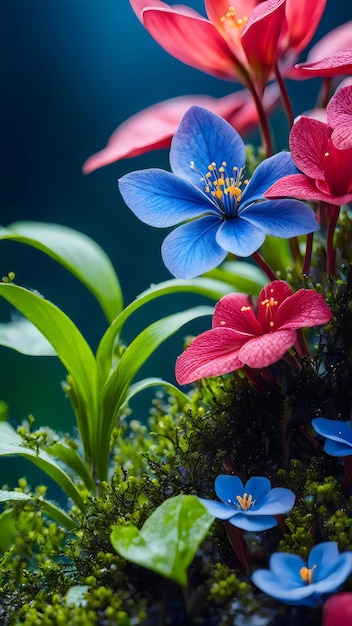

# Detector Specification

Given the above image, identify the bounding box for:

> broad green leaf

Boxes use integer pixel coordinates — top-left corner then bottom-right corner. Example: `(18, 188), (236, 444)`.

(0, 423), (86, 513)
(0, 283), (98, 456)
(0, 489), (78, 531)
(0, 317), (56, 356)
(205, 260), (267, 294)
(0, 509), (18, 553)
(0, 221), (123, 321)
(96, 277), (232, 381)
(121, 377), (190, 412)
(98, 306), (213, 479)
(111, 495), (214, 587)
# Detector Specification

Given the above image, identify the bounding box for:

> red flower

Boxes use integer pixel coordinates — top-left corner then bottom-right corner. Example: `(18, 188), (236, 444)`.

(130, 0), (326, 92)
(291, 21), (352, 79)
(322, 593), (352, 626)
(265, 85), (352, 206)
(175, 280), (331, 384)
(82, 85), (279, 173)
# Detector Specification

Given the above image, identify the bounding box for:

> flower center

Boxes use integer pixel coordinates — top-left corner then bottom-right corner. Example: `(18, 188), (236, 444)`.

(220, 6), (248, 31)
(299, 565), (317, 585)
(235, 492), (255, 510)
(190, 160), (249, 217)
(261, 296), (279, 329)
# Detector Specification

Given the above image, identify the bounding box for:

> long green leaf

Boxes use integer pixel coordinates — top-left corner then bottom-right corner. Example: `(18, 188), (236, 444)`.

(205, 260), (267, 293)
(0, 424), (86, 513)
(121, 377), (190, 412)
(96, 277), (232, 382)
(98, 305), (213, 479)
(46, 443), (95, 491)
(0, 283), (98, 457)
(0, 221), (123, 321)
(0, 317), (56, 356)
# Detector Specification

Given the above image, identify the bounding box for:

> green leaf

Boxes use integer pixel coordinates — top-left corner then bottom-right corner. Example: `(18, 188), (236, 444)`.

(98, 305), (213, 479)
(205, 260), (267, 294)
(46, 443), (95, 491)
(0, 509), (18, 553)
(121, 377), (190, 412)
(0, 423), (86, 513)
(0, 283), (98, 457)
(0, 317), (56, 356)
(0, 221), (123, 321)
(0, 489), (78, 531)
(111, 495), (214, 587)
(96, 277), (232, 381)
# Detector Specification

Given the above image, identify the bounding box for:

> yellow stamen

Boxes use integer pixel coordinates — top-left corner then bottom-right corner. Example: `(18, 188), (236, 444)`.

(241, 305), (251, 312)
(300, 565), (316, 585)
(220, 6), (248, 30)
(236, 492), (254, 510)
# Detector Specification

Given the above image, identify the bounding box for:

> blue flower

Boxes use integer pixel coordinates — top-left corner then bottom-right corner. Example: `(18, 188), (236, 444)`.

(252, 542), (352, 607)
(118, 106), (319, 279)
(312, 418), (352, 456)
(199, 475), (295, 532)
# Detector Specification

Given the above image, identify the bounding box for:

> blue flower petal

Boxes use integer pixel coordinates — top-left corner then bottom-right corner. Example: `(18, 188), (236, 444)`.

(252, 569), (317, 606)
(161, 216), (226, 278)
(197, 497), (234, 520)
(216, 217), (266, 256)
(238, 199), (319, 237)
(252, 487), (295, 515)
(308, 542), (339, 579)
(228, 513), (278, 532)
(312, 418), (352, 446)
(312, 553), (352, 593)
(244, 476), (271, 504)
(169, 106), (246, 188)
(241, 152), (298, 205)
(214, 475), (245, 507)
(118, 169), (217, 227)
(269, 552), (305, 584)
(324, 439), (352, 456)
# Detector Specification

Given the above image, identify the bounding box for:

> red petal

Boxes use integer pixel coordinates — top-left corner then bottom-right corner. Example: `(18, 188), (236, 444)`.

(205, 0), (258, 67)
(213, 292), (262, 335)
(323, 593), (352, 626)
(142, 7), (240, 81)
(175, 328), (247, 384)
(282, 0), (326, 53)
(241, 0), (286, 93)
(294, 48), (352, 78)
(327, 85), (352, 129)
(289, 117), (330, 179)
(275, 289), (332, 330)
(324, 139), (352, 197)
(265, 173), (352, 206)
(129, 0), (169, 21)
(237, 329), (297, 368)
(82, 90), (264, 173)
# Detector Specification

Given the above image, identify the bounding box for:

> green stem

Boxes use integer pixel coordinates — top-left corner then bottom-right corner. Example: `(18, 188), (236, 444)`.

(326, 205), (340, 276)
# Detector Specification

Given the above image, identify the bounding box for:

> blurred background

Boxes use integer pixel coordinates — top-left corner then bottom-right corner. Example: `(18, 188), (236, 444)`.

(0, 0), (350, 487)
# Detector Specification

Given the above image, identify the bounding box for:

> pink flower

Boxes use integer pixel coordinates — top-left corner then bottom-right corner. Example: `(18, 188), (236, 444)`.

(175, 280), (332, 384)
(82, 85), (279, 173)
(265, 85), (352, 206)
(130, 0), (326, 92)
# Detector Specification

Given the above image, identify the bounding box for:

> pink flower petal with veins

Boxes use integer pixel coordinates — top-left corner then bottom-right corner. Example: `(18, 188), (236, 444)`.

(237, 329), (297, 368)
(327, 85), (352, 149)
(289, 117), (329, 179)
(294, 49), (352, 79)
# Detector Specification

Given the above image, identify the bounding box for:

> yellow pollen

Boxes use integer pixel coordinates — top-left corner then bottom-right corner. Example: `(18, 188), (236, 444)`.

(324, 151), (330, 157)
(241, 305), (251, 312)
(300, 565), (317, 585)
(269, 321), (274, 327)
(220, 6), (248, 30)
(261, 297), (278, 308)
(220, 320), (226, 325)
(236, 492), (253, 510)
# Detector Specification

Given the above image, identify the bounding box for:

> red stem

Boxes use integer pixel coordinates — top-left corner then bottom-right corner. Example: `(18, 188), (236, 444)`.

(252, 250), (277, 281)
(302, 233), (314, 276)
(247, 83), (273, 158)
(275, 63), (294, 129)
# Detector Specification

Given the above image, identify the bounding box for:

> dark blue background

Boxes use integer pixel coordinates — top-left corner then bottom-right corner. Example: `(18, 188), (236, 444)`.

(0, 0), (350, 450)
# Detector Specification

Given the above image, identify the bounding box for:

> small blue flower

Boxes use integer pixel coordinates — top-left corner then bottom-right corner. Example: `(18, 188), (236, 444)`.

(199, 475), (295, 532)
(252, 542), (352, 607)
(312, 418), (352, 456)
(118, 106), (319, 279)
